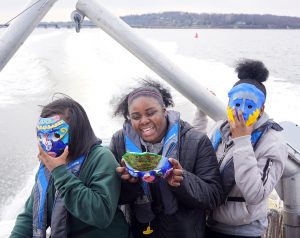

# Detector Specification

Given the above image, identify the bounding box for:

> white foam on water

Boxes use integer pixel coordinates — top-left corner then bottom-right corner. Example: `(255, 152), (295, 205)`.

(0, 220), (15, 238)
(0, 30), (65, 107)
(0, 168), (36, 221)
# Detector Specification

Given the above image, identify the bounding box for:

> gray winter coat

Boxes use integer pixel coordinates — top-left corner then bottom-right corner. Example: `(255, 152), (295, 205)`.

(198, 112), (288, 236)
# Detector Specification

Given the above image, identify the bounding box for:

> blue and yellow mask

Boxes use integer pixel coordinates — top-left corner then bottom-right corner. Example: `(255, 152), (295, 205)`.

(227, 83), (265, 126)
(37, 115), (69, 157)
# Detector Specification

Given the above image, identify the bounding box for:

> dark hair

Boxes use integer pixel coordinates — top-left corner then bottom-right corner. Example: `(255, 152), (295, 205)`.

(234, 59), (269, 96)
(113, 78), (174, 121)
(40, 95), (98, 161)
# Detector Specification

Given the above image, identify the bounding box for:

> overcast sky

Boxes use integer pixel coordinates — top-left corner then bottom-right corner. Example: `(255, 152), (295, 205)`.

(1, 0), (300, 23)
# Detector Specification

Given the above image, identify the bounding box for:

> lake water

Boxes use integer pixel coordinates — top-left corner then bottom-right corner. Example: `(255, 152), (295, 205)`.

(0, 28), (299, 231)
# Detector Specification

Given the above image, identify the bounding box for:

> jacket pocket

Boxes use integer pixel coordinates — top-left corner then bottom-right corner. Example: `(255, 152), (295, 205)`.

(213, 201), (251, 226)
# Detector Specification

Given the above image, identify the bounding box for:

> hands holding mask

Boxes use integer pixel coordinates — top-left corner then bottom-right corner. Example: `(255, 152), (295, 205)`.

(116, 157), (184, 187)
(37, 144), (69, 172)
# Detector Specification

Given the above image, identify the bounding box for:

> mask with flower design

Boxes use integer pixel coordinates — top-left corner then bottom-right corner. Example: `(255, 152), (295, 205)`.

(37, 115), (69, 157)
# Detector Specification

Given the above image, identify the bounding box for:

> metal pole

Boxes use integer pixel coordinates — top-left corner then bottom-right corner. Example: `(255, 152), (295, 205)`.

(276, 122), (300, 237)
(76, 0), (226, 121)
(0, 0), (58, 71)
(281, 152), (300, 237)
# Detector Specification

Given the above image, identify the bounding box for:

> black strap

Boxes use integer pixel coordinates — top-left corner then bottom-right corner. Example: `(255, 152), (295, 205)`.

(227, 197), (245, 202)
(262, 159), (273, 185)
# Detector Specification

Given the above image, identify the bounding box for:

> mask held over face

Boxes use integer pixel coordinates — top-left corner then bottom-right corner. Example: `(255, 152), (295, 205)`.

(227, 83), (265, 126)
(37, 115), (69, 157)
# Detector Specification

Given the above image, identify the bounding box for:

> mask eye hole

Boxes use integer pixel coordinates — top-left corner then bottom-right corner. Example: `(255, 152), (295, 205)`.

(235, 103), (240, 107)
(54, 133), (60, 139)
(248, 105), (253, 109)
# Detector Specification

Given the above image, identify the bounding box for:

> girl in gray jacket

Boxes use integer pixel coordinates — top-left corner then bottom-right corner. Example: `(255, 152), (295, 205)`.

(194, 59), (288, 238)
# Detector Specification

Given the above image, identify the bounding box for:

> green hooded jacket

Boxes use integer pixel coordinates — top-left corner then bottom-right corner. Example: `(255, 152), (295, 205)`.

(10, 145), (132, 238)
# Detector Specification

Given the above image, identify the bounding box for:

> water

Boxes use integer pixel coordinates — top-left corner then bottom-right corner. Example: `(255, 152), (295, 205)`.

(0, 28), (299, 235)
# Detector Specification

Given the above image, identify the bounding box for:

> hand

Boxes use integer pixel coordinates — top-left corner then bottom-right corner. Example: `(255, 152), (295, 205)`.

(165, 158), (183, 187)
(116, 159), (138, 183)
(37, 144), (69, 172)
(228, 109), (254, 138)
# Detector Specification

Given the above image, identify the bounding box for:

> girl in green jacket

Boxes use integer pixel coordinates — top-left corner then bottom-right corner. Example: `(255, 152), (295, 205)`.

(10, 96), (132, 238)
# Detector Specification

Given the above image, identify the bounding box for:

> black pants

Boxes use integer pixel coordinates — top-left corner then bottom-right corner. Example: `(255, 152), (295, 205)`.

(205, 227), (261, 238)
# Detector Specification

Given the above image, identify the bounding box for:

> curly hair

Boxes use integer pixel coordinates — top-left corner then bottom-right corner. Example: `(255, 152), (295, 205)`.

(235, 59), (269, 83)
(234, 59), (269, 96)
(113, 78), (174, 121)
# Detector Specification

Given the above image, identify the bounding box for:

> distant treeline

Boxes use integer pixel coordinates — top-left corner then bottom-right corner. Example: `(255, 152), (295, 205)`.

(122, 12), (300, 29)
(1, 12), (300, 29)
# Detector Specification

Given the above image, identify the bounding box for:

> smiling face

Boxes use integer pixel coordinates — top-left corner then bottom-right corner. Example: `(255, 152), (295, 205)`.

(128, 96), (168, 144)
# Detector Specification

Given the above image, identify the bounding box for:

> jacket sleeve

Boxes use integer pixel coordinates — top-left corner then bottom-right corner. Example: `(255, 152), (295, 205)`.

(10, 190), (34, 237)
(192, 107), (208, 134)
(232, 130), (287, 204)
(169, 133), (223, 209)
(109, 132), (143, 204)
(50, 147), (121, 229)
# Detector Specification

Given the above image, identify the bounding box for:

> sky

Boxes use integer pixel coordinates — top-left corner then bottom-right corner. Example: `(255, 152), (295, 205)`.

(1, 0), (300, 23)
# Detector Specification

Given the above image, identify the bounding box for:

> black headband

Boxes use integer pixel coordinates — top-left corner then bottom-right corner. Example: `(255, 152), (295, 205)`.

(128, 86), (164, 106)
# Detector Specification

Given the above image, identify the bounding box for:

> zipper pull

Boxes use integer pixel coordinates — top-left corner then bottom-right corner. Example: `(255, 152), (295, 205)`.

(143, 222), (153, 235)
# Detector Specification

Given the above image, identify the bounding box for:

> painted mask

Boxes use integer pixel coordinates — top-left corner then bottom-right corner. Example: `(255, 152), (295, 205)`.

(37, 115), (69, 157)
(227, 83), (265, 126)
(122, 152), (172, 183)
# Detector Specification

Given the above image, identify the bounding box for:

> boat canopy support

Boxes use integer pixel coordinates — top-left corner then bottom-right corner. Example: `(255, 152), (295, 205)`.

(76, 0), (226, 121)
(0, 0), (58, 72)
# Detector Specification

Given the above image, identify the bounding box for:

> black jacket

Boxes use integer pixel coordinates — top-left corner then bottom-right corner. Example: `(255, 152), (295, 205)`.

(110, 120), (223, 238)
